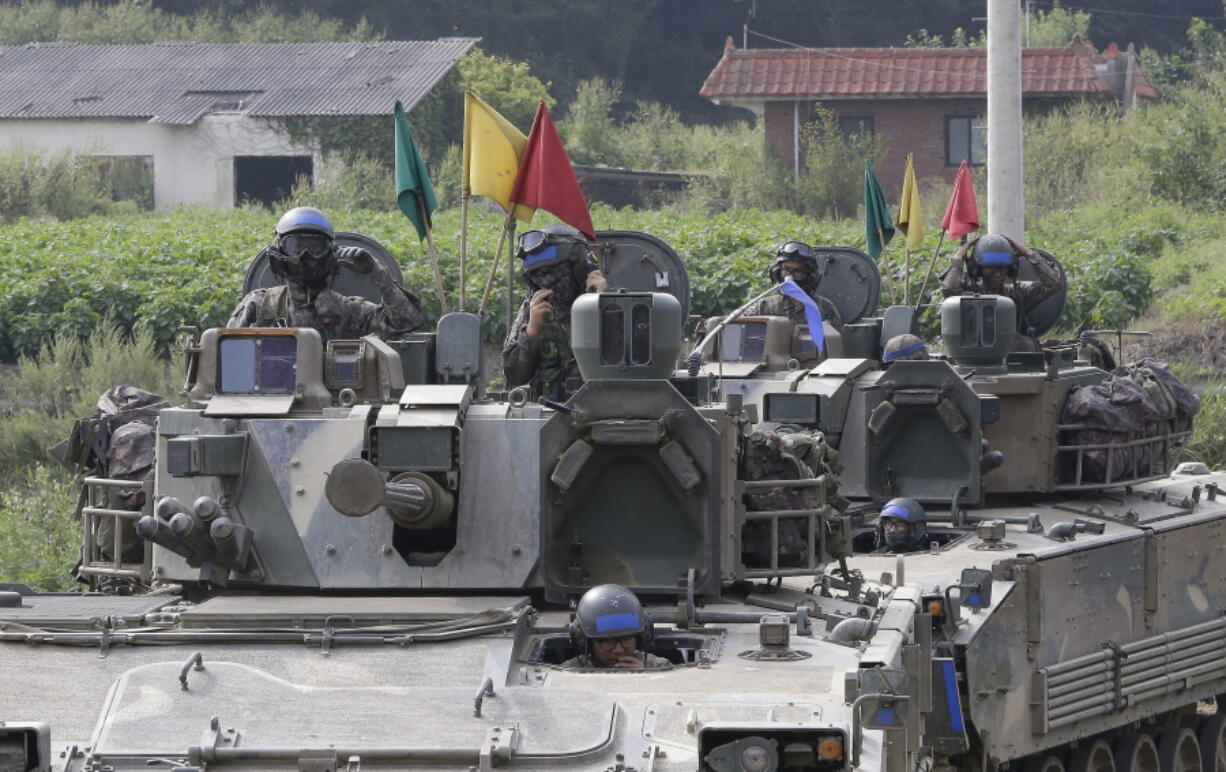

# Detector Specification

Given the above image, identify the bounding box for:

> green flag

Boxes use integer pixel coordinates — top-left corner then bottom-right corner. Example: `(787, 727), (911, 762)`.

(394, 100), (437, 241)
(863, 159), (895, 259)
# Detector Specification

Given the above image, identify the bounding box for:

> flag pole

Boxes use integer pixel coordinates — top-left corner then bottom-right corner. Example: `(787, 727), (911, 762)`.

(914, 229), (948, 311)
(903, 247), (912, 305)
(459, 195), (470, 312)
(479, 208), (516, 316)
(505, 219), (516, 343)
(418, 197), (449, 314)
(877, 227), (896, 305)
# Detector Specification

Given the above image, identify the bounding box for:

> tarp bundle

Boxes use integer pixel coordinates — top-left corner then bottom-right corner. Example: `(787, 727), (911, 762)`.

(1059, 360), (1198, 484)
(60, 385), (170, 563)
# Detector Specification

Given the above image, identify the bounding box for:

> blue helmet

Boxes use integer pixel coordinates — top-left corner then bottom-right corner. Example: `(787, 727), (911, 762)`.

(275, 206), (334, 238)
(880, 497), (926, 526)
(880, 497), (928, 551)
(973, 233), (1015, 268)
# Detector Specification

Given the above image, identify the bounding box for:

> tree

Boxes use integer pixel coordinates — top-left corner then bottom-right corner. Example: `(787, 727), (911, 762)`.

(1027, 3), (1092, 47)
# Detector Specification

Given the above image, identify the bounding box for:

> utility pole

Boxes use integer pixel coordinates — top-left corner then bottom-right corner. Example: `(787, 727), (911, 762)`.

(987, 0), (1025, 240)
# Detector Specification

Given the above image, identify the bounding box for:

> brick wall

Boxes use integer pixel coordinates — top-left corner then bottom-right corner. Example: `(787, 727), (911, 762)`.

(763, 97), (987, 198)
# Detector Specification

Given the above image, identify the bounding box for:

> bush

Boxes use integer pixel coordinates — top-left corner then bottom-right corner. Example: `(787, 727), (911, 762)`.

(0, 464), (80, 591)
(0, 324), (173, 474)
(1186, 384), (1226, 471)
(0, 146), (117, 221)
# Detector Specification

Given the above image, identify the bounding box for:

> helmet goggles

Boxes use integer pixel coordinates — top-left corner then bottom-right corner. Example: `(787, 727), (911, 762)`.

(778, 241), (816, 260)
(519, 229), (587, 271)
(280, 232), (333, 261)
(978, 251), (1014, 266)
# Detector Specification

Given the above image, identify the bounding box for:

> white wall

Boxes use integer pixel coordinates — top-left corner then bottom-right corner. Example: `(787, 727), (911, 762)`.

(0, 114), (319, 209)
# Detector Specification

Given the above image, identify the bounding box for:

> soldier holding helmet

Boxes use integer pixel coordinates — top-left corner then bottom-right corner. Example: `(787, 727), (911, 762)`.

(939, 233), (1061, 319)
(227, 206), (425, 340)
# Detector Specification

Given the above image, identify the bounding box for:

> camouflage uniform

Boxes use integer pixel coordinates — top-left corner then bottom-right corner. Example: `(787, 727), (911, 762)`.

(502, 299), (581, 401)
(939, 250), (1062, 314)
(560, 652), (672, 670)
(227, 263), (425, 342)
(745, 291), (843, 331)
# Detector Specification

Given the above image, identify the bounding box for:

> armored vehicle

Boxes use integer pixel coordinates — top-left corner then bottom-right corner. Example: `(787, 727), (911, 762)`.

(2, 233), (1224, 772)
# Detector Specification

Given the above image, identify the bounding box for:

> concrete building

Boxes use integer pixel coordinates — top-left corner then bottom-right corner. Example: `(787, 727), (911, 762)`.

(699, 38), (1157, 197)
(0, 39), (476, 209)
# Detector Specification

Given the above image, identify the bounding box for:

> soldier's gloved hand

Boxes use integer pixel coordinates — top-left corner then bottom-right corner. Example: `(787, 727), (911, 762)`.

(336, 246), (378, 275)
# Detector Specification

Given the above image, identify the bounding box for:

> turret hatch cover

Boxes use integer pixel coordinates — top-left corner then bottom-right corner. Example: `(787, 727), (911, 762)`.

(242, 232), (404, 302)
(592, 229), (691, 320)
(812, 246), (880, 324)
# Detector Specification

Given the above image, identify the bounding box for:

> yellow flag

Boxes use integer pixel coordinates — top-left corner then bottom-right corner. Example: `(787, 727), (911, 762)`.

(896, 153), (924, 250)
(463, 92), (534, 221)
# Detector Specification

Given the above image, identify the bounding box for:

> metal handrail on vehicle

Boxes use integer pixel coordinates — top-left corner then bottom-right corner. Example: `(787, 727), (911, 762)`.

(1053, 418), (1193, 491)
(735, 475), (830, 579)
(78, 476), (152, 585)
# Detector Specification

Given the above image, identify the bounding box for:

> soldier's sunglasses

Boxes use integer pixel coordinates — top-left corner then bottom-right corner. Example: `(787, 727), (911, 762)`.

(778, 241), (815, 260)
(280, 233), (332, 260)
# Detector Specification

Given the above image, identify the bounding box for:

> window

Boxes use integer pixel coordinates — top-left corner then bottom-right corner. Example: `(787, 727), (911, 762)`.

(233, 156), (313, 207)
(946, 116), (987, 166)
(89, 155), (154, 210)
(837, 115), (874, 138)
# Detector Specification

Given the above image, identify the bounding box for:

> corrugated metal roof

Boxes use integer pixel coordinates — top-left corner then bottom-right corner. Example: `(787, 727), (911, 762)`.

(0, 39), (477, 121)
(700, 44), (1116, 100)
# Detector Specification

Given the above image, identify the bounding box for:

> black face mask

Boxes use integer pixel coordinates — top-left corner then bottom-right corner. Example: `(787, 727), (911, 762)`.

(526, 263), (579, 310)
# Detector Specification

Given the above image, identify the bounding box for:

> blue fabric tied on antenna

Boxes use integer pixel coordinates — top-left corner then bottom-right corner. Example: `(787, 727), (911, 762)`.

(780, 277), (825, 353)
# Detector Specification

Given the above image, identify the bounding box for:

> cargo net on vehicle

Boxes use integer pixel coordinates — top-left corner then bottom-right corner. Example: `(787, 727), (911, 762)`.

(1055, 359), (1199, 490)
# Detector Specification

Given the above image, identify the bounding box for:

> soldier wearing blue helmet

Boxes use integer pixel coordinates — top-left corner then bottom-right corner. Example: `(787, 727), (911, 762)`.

(227, 206), (425, 341)
(877, 497), (930, 553)
(561, 584), (670, 670)
(939, 232), (1061, 318)
(502, 224), (607, 401)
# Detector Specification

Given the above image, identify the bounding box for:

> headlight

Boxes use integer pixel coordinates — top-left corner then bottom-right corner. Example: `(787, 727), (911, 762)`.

(741, 743), (774, 772)
(704, 736), (779, 772)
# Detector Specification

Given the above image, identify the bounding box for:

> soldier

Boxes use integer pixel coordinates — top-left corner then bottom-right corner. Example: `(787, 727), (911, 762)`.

(561, 584), (670, 670)
(227, 206), (426, 341)
(882, 333), (929, 363)
(938, 233), (1062, 332)
(877, 497), (930, 554)
(502, 225), (607, 401)
(745, 241), (843, 331)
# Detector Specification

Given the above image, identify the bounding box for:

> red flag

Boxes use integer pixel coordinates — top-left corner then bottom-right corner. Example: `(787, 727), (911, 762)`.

(940, 161), (980, 241)
(509, 101), (596, 242)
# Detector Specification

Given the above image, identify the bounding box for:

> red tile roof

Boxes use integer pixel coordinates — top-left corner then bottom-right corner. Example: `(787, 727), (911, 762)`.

(700, 42), (1123, 101)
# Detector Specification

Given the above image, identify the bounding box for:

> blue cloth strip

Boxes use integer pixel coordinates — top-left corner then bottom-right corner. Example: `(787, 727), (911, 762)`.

(594, 612), (640, 633)
(942, 660), (965, 733)
(883, 342), (926, 361)
(779, 277), (825, 353)
(522, 244), (560, 268)
(979, 251), (1013, 265)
